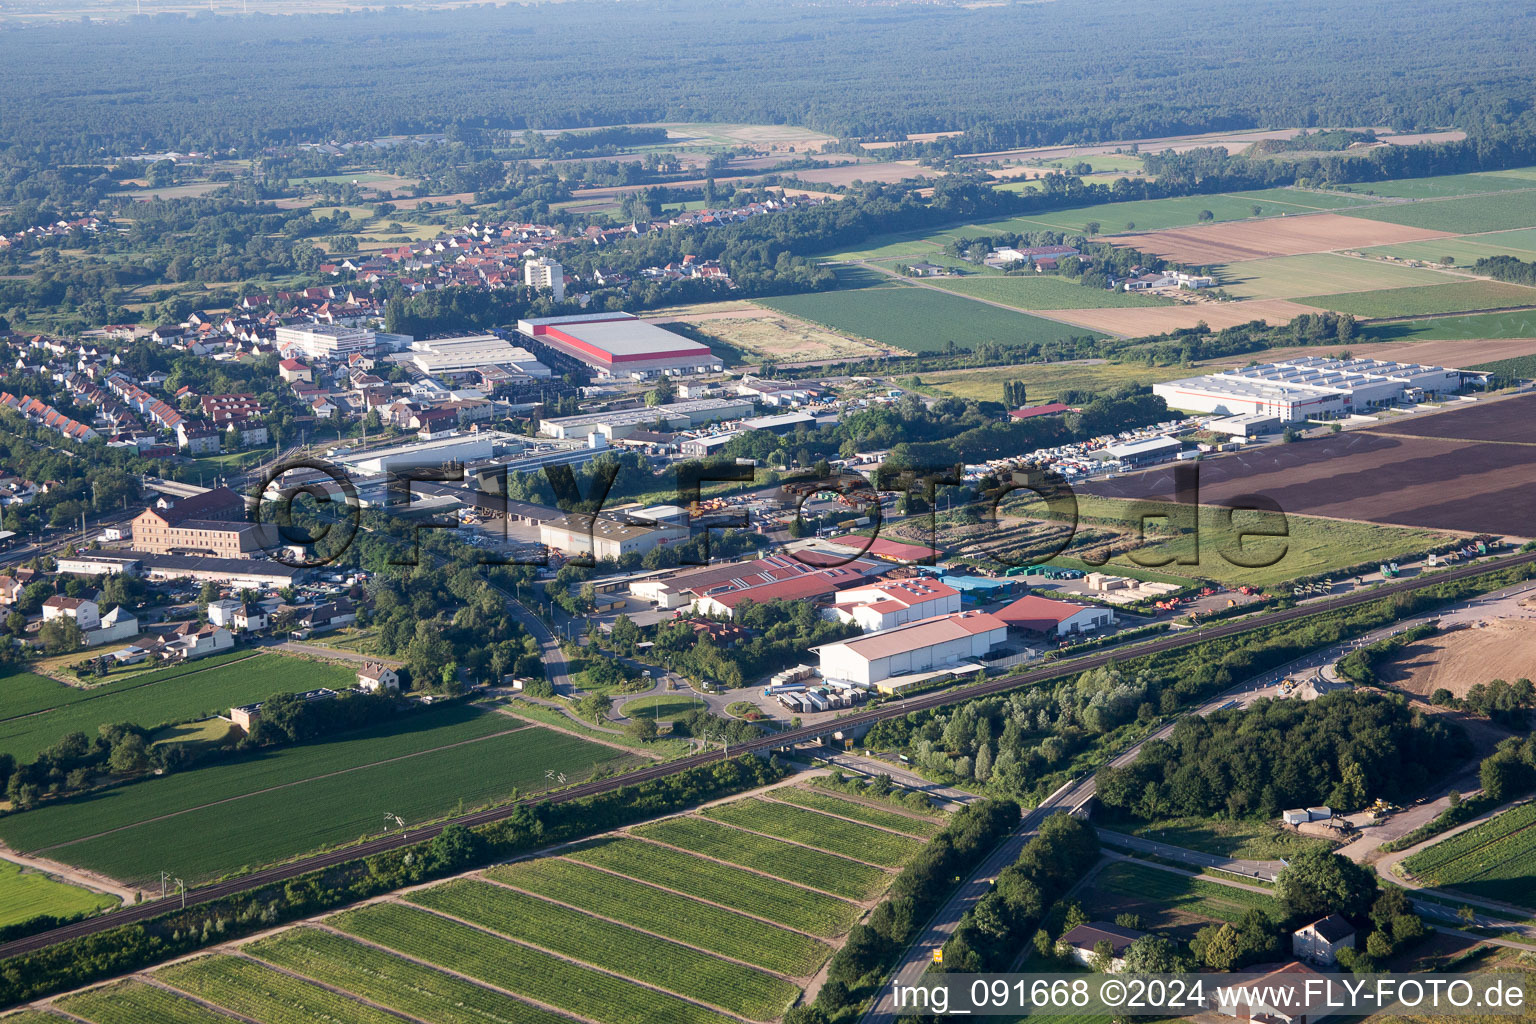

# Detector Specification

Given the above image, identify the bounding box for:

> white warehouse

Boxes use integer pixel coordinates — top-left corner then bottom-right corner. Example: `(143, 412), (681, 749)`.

(1153, 357), (1463, 423)
(812, 610), (1007, 691)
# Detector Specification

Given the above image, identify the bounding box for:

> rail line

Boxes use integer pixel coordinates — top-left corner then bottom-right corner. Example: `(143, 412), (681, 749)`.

(3, 547), (1532, 961)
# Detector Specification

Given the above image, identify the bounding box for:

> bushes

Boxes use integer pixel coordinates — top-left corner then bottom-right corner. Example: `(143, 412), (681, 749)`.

(1335, 622), (1437, 685)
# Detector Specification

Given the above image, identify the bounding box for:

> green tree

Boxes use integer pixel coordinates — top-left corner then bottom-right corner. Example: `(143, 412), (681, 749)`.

(1276, 846), (1378, 922)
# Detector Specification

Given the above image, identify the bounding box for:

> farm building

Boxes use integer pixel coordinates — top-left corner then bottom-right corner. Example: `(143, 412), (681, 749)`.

(995, 594), (1115, 636)
(1154, 357), (1465, 423)
(831, 576), (961, 632)
(1059, 922), (1147, 972)
(517, 312), (722, 379)
(811, 610), (1007, 690)
(1292, 914), (1355, 967)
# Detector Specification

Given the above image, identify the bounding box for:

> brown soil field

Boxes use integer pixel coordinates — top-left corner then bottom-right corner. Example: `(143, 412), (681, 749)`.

(792, 161), (937, 186)
(1196, 337), (1536, 372)
(650, 304), (892, 363)
(1363, 396), (1536, 444)
(1115, 213), (1455, 264)
(1377, 618), (1536, 698)
(1084, 393), (1536, 536)
(1048, 299), (1321, 334)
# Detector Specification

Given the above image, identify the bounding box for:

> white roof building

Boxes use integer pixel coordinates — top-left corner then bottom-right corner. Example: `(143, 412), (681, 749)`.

(812, 610), (1007, 691)
(1154, 356), (1463, 423)
(831, 577), (962, 633)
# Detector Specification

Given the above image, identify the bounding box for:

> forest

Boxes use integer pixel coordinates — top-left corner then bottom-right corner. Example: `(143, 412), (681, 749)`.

(4, 0), (1536, 155)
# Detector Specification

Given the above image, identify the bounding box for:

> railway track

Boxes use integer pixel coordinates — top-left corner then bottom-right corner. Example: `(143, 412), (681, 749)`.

(3, 547), (1533, 961)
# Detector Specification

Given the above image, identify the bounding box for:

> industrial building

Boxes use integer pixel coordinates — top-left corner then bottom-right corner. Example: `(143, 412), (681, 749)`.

(518, 312), (722, 379)
(1153, 357), (1464, 423)
(131, 487), (273, 559)
(1102, 436), (1184, 468)
(539, 397), (753, 440)
(995, 594), (1116, 636)
(831, 577), (961, 632)
(405, 335), (552, 379)
(811, 610), (1008, 690)
(689, 565), (871, 619)
(274, 324), (376, 361)
(539, 512), (689, 561)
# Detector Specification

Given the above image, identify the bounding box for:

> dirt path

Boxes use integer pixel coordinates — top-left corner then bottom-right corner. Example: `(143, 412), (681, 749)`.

(0, 846), (141, 902)
(32, 726), (531, 855)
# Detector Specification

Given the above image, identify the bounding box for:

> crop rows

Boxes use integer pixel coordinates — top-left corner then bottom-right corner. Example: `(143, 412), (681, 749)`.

(1095, 862), (1278, 924)
(766, 787), (943, 837)
(1404, 803), (1536, 877)
(246, 926), (574, 1024)
(701, 798), (921, 866)
(411, 879), (797, 1018)
(566, 835), (861, 935)
(631, 816), (888, 899)
(335, 901), (738, 1024)
(159, 954), (407, 1024)
(57, 980), (232, 1024)
(485, 857), (831, 975)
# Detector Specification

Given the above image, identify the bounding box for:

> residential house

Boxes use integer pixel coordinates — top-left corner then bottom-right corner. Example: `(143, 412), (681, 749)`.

(357, 662), (401, 693)
(1059, 922), (1147, 972)
(1292, 914), (1355, 966)
(42, 595), (100, 631)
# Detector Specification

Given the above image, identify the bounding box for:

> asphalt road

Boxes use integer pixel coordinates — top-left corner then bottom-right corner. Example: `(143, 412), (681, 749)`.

(3, 547), (1534, 962)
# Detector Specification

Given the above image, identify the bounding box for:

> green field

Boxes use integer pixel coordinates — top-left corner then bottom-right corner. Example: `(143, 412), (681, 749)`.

(1348, 170), (1536, 200)
(0, 654), (346, 762)
(701, 797), (922, 865)
(1214, 252), (1456, 300)
(1358, 232), (1536, 267)
(0, 858), (116, 928)
(565, 835), (862, 934)
(1093, 861), (1280, 924)
(1018, 194), (1317, 235)
(1102, 815), (1326, 860)
(1298, 280), (1536, 317)
(1224, 188), (1387, 211)
(337, 901), (739, 1024)
(247, 927), (573, 1024)
(919, 361), (1175, 404)
(413, 879), (797, 1019)
(924, 273), (1173, 310)
(765, 787), (944, 837)
(162, 954), (408, 1024)
(1402, 803), (1536, 908)
(1361, 308), (1536, 342)
(1343, 191), (1536, 234)
(0, 707), (634, 883)
(759, 280), (1099, 353)
(631, 816), (889, 898)
(1469, 354), (1536, 379)
(58, 980), (232, 1024)
(486, 856), (832, 975)
(620, 693), (706, 721)
(1035, 494), (1456, 589)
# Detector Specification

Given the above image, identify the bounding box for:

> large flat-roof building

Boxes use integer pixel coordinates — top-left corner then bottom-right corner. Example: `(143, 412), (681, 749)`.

(131, 487), (272, 559)
(539, 513), (689, 561)
(832, 577), (961, 632)
(539, 397), (753, 440)
(812, 610), (1008, 690)
(518, 313), (721, 379)
(274, 324), (376, 361)
(1153, 357), (1464, 423)
(406, 335), (552, 379)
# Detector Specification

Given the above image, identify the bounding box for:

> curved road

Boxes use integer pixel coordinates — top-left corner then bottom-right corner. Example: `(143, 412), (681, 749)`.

(3, 549), (1534, 962)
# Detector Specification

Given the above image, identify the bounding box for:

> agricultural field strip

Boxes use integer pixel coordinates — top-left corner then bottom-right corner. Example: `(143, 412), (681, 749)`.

(0, 654), (263, 726)
(698, 798), (922, 866)
(628, 816), (890, 899)
(244, 927), (578, 1024)
(1094, 861), (1278, 923)
(680, 809), (900, 869)
(1404, 804), (1536, 881)
(562, 836), (861, 935)
(157, 954), (413, 1024)
(30, 724), (532, 853)
(757, 787), (943, 837)
(334, 902), (742, 1024)
(59, 979), (271, 1024)
(482, 858), (832, 975)
(406, 880), (797, 1016)
(227, 949), (440, 1024)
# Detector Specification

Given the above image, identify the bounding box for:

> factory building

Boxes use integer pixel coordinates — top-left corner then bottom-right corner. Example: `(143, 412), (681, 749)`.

(539, 513), (689, 561)
(812, 610), (1008, 690)
(517, 312), (722, 379)
(1153, 357), (1463, 423)
(539, 397), (753, 440)
(831, 577), (962, 632)
(405, 335), (552, 379)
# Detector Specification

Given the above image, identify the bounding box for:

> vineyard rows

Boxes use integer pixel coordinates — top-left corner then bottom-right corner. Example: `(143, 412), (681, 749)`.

(766, 787), (943, 837)
(701, 798), (922, 865)
(58, 982), (230, 1024)
(632, 816), (888, 898)
(160, 955), (406, 1024)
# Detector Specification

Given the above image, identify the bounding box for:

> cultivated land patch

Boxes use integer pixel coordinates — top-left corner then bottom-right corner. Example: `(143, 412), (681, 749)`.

(1089, 861), (1280, 934)
(918, 362), (1176, 404)
(1402, 803), (1536, 908)
(922, 273), (1174, 310)
(1046, 299), (1321, 335)
(630, 815), (890, 899)
(0, 708), (635, 884)
(1084, 397), (1536, 537)
(0, 653), (346, 763)
(1375, 618), (1536, 699)
(1198, 337), (1536, 373)
(160, 954), (409, 1024)
(1297, 280), (1536, 317)
(758, 281), (1102, 353)
(0, 857), (116, 929)
(58, 979), (233, 1024)
(649, 303), (890, 363)
(1359, 232), (1536, 267)
(1348, 170), (1536, 200)
(1361, 309), (1536, 342)
(763, 786), (944, 837)
(700, 797), (923, 865)
(1116, 212), (1454, 264)
(1223, 187), (1387, 211)
(1343, 191), (1536, 234)
(1214, 252), (1457, 300)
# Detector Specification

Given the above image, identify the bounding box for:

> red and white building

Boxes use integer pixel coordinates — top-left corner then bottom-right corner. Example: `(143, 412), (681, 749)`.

(517, 312), (721, 379)
(995, 594), (1115, 636)
(832, 577), (961, 632)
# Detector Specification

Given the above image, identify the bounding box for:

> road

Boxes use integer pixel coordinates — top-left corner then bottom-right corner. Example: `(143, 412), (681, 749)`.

(3, 547), (1534, 962)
